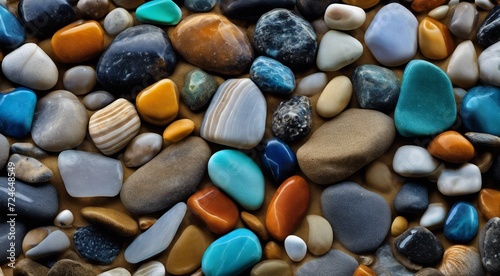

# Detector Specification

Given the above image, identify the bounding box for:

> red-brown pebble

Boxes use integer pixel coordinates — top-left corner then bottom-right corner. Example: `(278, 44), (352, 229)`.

(353, 264), (377, 276)
(428, 130), (475, 163)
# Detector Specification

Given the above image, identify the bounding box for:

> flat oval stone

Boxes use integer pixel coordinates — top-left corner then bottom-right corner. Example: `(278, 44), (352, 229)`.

(0, 87), (37, 138)
(221, 0), (295, 21)
(163, 119), (195, 143)
(393, 145), (441, 177)
(47, 259), (96, 276)
(241, 211), (268, 241)
(365, 161), (393, 192)
(284, 235), (307, 262)
(393, 182), (429, 214)
(420, 203), (447, 230)
(171, 13), (253, 75)
(181, 68), (218, 112)
(418, 17), (454, 60)
(82, 90), (115, 111)
(135, 0), (181, 25)
(185, 0), (216, 12)
(298, 108), (395, 184)
(0, 5), (24, 49)
(316, 76), (352, 118)
(446, 40), (479, 89)
(250, 56), (295, 96)
(439, 245), (485, 276)
(437, 163), (481, 196)
(391, 216), (409, 237)
(272, 95), (312, 142)
(316, 30), (362, 71)
(449, 2), (478, 39)
(429, 5), (449, 20)
(250, 260), (293, 276)
(121, 137), (210, 215)
(324, 4), (365, 30)
(208, 149), (265, 210)
(297, 250), (358, 276)
(123, 132), (162, 168)
(301, 214), (333, 256)
(63, 66), (97, 96)
(353, 64), (400, 111)
(8, 154), (52, 183)
(253, 9), (317, 70)
(103, 7), (134, 35)
(479, 217), (500, 275)
(134, 261), (165, 276)
(54, 209), (74, 228)
(477, 6), (500, 48)
(321, 182), (391, 253)
(476, 0), (495, 10)
(461, 86), (500, 135)
(202, 228), (262, 276)
(200, 78), (266, 149)
(136, 79), (179, 125)
(74, 225), (120, 265)
(428, 130), (475, 163)
(365, 3), (418, 66)
(296, 0), (339, 20)
(444, 202), (478, 242)
(18, 0), (76, 37)
(394, 226), (444, 266)
(25, 229), (70, 259)
(166, 225), (212, 275)
(260, 137), (297, 183)
(411, 0), (447, 12)
(81, 206), (139, 237)
(76, 0), (109, 19)
(294, 72), (327, 96)
(479, 188), (500, 219)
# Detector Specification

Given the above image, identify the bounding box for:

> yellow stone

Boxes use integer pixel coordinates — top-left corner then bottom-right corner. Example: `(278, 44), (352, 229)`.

(342, 0), (380, 9)
(136, 79), (179, 125)
(163, 118), (195, 143)
(418, 17), (455, 60)
(81, 206), (139, 237)
(391, 216), (408, 236)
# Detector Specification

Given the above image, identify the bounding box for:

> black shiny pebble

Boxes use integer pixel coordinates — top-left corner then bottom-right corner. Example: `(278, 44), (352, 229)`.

(394, 226), (444, 266)
(74, 225), (121, 265)
(393, 182), (429, 214)
(18, 0), (76, 37)
(220, 0), (296, 21)
(477, 5), (500, 48)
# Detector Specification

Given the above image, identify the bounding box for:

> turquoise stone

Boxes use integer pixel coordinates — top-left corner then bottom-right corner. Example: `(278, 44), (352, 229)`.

(136, 0), (182, 25)
(202, 228), (262, 276)
(208, 149), (265, 210)
(260, 137), (297, 183)
(444, 202), (478, 243)
(250, 56), (295, 96)
(460, 86), (500, 136)
(0, 5), (24, 49)
(0, 87), (37, 138)
(394, 60), (456, 137)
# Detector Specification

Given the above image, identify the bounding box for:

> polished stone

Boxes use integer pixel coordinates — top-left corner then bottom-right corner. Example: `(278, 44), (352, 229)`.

(185, 0), (216, 12)
(103, 7), (133, 35)
(260, 137), (297, 183)
(324, 4), (365, 30)
(479, 188), (500, 219)
(444, 202), (479, 243)
(437, 163), (482, 196)
(181, 68), (218, 112)
(82, 90), (115, 111)
(418, 17), (454, 60)
(81, 206), (139, 237)
(272, 95), (312, 142)
(317, 30), (363, 71)
(460, 86), (500, 135)
(394, 226), (444, 266)
(428, 130), (475, 163)
(284, 235), (307, 262)
(393, 145), (441, 177)
(250, 56), (295, 96)
(63, 66), (97, 95)
(446, 40), (479, 89)
(123, 132), (163, 168)
(136, 0), (182, 25)
(420, 203), (447, 230)
(477, 5), (500, 47)
(316, 76), (352, 118)
(163, 119), (195, 143)
(478, 41), (500, 87)
(0, 87), (36, 138)
(352, 64), (400, 111)
(136, 79), (179, 125)
(449, 2), (478, 39)
(18, 0), (76, 37)
(0, 5), (24, 49)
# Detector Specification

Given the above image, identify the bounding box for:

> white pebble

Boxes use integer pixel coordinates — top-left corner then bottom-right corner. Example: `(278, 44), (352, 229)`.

(98, 267), (132, 276)
(133, 261), (165, 276)
(428, 5), (449, 20)
(448, 0), (460, 6)
(316, 76), (352, 118)
(54, 209), (74, 228)
(324, 3), (366, 30)
(284, 235), (307, 262)
(475, 0), (495, 10)
(294, 72), (328, 96)
(104, 7), (134, 35)
(446, 40), (478, 89)
(316, 30), (363, 71)
(123, 133), (163, 168)
(392, 145), (441, 177)
(420, 203), (447, 229)
(25, 230), (70, 259)
(437, 163), (482, 196)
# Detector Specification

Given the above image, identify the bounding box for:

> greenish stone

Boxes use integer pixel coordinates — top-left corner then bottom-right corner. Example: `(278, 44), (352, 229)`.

(135, 0), (182, 25)
(181, 68), (218, 111)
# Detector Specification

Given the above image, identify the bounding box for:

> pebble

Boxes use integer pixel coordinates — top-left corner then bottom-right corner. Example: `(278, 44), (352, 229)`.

(321, 182), (391, 253)
(250, 56), (295, 96)
(253, 9), (318, 69)
(180, 68), (218, 112)
(187, 186), (239, 235)
(391, 216), (408, 237)
(63, 66), (97, 95)
(264, 241), (282, 259)
(478, 42), (500, 87)
(428, 5), (449, 20)
(250, 260), (293, 276)
(200, 78), (266, 149)
(479, 188), (500, 219)
(220, 0), (295, 21)
(125, 202), (186, 264)
(208, 149), (265, 210)
(14, 258), (49, 275)
(8, 154), (52, 184)
(420, 203), (447, 230)
(136, 79), (179, 125)
(461, 86), (500, 135)
(324, 4), (365, 30)
(284, 235), (307, 262)
(47, 259), (96, 276)
(103, 7), (134, 35)
(352, 64), (400, 111)
(365, 161), (393, 192)
(18, 0), (76, 37)
(479, 217), (500, 275)
(171, 13), (253, 75)
(477, 6), (500, 47)
(476, 0), (495, 10)
(394, 226), (444, 266)
(0, 5), (24, 49)
(475, 151), (494, 173)
(419, 17), (454, 60)
(123, 132), (162, 168)
(202, 228), (262, 276)
(296, 0), (338, 20)
(439, 245), (485, 276)
(465, 131), (500, 151)
(54, 209), (74, 228)
(31, 90), (88, 152)
(343, 0), (379, 9)
(77, 0), (109, 19)
(185, 0), (216, 12)
(301, 214), (333, 256)
(317, 30), (363, 71)
(241, 211), (269, 241)
(449, 2), (478, 39)
(393, 145), (441, 177)
(24, 228), (70, 259)
(271, 95), (313, 142)
(58, 150), (123, 197)
(365, 3), (418, 66)
(353, 264), (377, 276)
(444, 202), (479, 242)
(81, 206), (139, 237)
(74, 225), (121, 264)
(427, 130), (475, 163)
(446, 40), (479, 89)
(437, 163), (482, 196)
(394, 60), (456, 137)
(296, 249), (358, 276)
(121, 137), (210, 214)
(135, 0), (181, 25)
(0, 135), (8, 170)
(163, 119), (195, 143)
(411, 0), (447, 12)
(88, 98), (141, 155)
(82, 90), (115, 111)
(138, 217), (156, 230)
(298, 108), (395, 184)
(316, 76), (352, 118)
(372, 244), (413, 276)
(0, 87), (37, 138)
(393, 182), (429, 214)
(294, 72), (328, 96)
(260, 137), (297, 184)
(133, 261), (165, 276)
(98, 267), (131, 276)
(111, 0), (144, 9)
(11, 143), (46, 160)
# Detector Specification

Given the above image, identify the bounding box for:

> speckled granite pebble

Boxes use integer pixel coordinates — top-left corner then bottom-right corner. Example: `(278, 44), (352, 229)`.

(394, 226), (444, 266)
(479, 217), (500, 275)
(74, 225), (121, 265)
(272, 95), (312, 142)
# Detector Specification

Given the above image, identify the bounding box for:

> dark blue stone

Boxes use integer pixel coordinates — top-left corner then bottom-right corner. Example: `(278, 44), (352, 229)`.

(460, 85), (500, 136)
(250, 56), (295, 96)
(185, 0), (216, 12)
(96, 25), (177, 100)
(221, 0), (295, 21)
(296, 0), (340, 20)
(260, 137), (297, 183)
(444, 202), (478, 243)
(18, 0), (76, 37)
(393, 182), (429, 214)
(0, 221), (26, 265)
(394, 226), (444, 266)
(0, 87), (37, 138)
(271, 95), (313, 142)
(477, 5), (500, 48)
(74, 225), (121, 265)
(353, 64), (400, 111)
(0, 6), (24, 49)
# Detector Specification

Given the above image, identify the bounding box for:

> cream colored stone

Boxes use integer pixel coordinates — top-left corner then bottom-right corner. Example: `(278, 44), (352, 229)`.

(123, 133), (163, 168)
(54, 209), (74, 228)
(317, 30), (363, 71)
(304, 215), (333, 256)
(324, 3), (366, 30)
(447, 40), (478, 88)
(294, 72), (328, 96)
(98, 267), (131, 276)
(316, 76), (352, 118)
(104, 8), (134, 35)
(428, 5), (449, 19)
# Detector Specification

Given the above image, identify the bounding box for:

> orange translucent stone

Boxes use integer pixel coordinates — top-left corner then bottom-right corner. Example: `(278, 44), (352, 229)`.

(342, 0), (380, 9)
(136, 79), (179, 125)
(478, 189), (500, 219)
(353, 264), (377, 276)
(418, 17), (455, 60)
(412, 0), (448, 12)
(427, 130), (475, 163)
(51, 20), (105, 63)
(163, 118), (195, 143)
(264, 241), (282, 260)
(266, 175), (310, 241)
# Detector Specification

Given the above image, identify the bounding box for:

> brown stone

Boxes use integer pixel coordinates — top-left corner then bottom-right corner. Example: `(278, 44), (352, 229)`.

(418, 17), (455, 60)
(250, 260), (293, 276)
(264, 241), (282, 260)
(415, 268), (445, 276)
(473, 152), (493, 173)
(47, 259), (96, 276)
(479, 188), (500, 219)
(411, 0), (448, 12)
(81, 206), (139, 236)
(241, 211), (269, 241)
(428, 130), (475, 163)
(365, 161), (393, 192)
(138, 216), (157, 230)
(13, 258), (49, 276)
(353, 264), (377, 276)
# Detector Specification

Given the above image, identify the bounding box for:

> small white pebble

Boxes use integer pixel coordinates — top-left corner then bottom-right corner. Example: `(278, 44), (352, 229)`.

(54, 209), (74, 228)
(428, 5), (449, 20)
(476, 0), (495, 10)
(284, 235), (307, 262)
(420, 203), (447, 229)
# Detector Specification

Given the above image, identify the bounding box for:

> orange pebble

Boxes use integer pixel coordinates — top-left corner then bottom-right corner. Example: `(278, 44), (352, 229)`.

(136, 79), (179, 125)
(51, 20), (105, 63)
(241, 211), (269, 241)
(163, 118), (195, 143)
(478, 189), (500, 219)
(428, 130), (475, 163)
(264, 241), (282, 260)
(412, 0), (448, 12)
(342, 0), (380, 9)
(418, 17), (455, 60)
(353, 264), (377, 276)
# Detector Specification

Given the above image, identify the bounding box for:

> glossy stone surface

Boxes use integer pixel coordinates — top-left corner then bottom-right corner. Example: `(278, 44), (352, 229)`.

(136, 79), (179, 125)
(429, 5), (449, 20)
(439, 245), (485, 276)
(250, 260), (293, 276)
(446, 40), (479, 89)
(394, 226), (444, 266)
(284, 235), (307, 262)
(82, 90), (115, 111)
(0, 87), (36, 138)
(479, 217), (500, 275)
(123, 132), (163, 168)
(24, 227), (70, 259)
(353, 264), (377, 276)
(185, 0), (216, 12)
(63, 66), (97, 95)
(260, 137), (297, 183)
(163, 119), (195, 143)
(220, 0), (295, 21)
(181, 68), (218, 112)
(460, 86), (500, 135)
(393, 183), (429, 214)
(54, 209), (73, 229)
(241, 211), (268, 241)
(296, 0), (339, 20)
(324, 4), (365, 30)
(418, 17), (454, 60)
(478, 41), (500, 87)
(444, 202), (478, 243)
(393, 145), (440, 177)
(316, 30), (363, 71)
(103, 7), (133, 35)
(449, 2), (478, 39)
(296, 250), (358, 276)
(411, 0), (447, 12)
(477, 5), (500, 48)
(81, 206), (139, 237)
(18, 0), (76, 37)
(166, 225), (212, 275)
(420, 203), (447, 230)
(437, 163), (482, 196)
(250, 56), (295, 96)
(0, 5), (24, 49)
(135, 0), (182, 25)
(74, 225), (120, 265)
(479, 188), (500, 219)
(391, 216), (409, 237)
(353, 64), (400, 111)
(316, 76), (352, 118)
(271, 95), (312, 142)
(428, 130), (475, 163)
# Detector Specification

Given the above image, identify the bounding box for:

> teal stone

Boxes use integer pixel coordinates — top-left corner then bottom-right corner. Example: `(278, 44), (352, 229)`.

(460, 86), (500, 136)
(202, 228), (262, 276)
(250, 56), (295, 96)
(0, 87), (37, 138)
(0, 5), (25, 49)
(394, 60), (456, 137)
(208, 149), (265, 210)
(136, 0), (182, 25)
(444, 202), (478, 243)
(181, 68), (218, 112)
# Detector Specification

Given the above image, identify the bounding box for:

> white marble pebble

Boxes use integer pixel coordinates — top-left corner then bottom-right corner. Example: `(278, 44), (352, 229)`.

(25, 230), (70, 259)
(476, 0), (495, 10)
(393, 145), (441, 177)
(478, 41), (500, 87)
(447, 40), (478, 89)
(133, 261), (165, 276)
(98, 267), (131, 276)
(123, 133), (163, 168)
(324, 4), (366, 30)
(317, 30), (363, 71)
(419, 203), (447, 230)
(54, 209), (74, 228)
(437, 163), (482, 196)
(63, 66), (97, 95)
(285, 235), (307, 262)
(294, 72), (328, 96)
(448, 0), (460, 6)
(104, 7), (134, 35)
(316, 76), (352, 118)
(82, 90), (115, 111)
(428, 5), (449, 20)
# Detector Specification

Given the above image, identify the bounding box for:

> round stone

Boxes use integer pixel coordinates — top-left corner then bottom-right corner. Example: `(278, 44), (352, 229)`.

(418, 17), (454, 60)
(316, 30), (363, 71)
(316, 76), (352, 118)
(77, 0), (109, 19)
(300, 214), (334, 256)
(419, 203), (447, 230)
(272, 95), (313, 142)
(163, 119), (195, 143)
(427, 130), (475, 163)
(460, 86), (500, 135)
(260, 137), (297, 184)
(82, 90), (115, 111)
(18, 0), (76, 37)
(437, 163), (481, 196)
(284, 235), (307, 262)
(479, 188), (500, 219)
(135, 0), (182, 25)
(324, 3), (365, 30)
(180, 68), (218, 112)
(352, 64), (400, 111)
(103, 7), (134, 35)
(0, 88), (37, 138)
(54, 209), (74, 228)
(297, 249), (358, 276)
(444, 202), (479, 243)
(264, 241), (282, 260)
(136, 79), (179, 125)
(294, 72), (328, 96)
(63, 66), (97, 95)
(81, 206), (139, 237)
(123, 132), (163, 168)
(391, 216), (409, 237)
(249, 56), (295, 96)
(394, 226), (444, 266)
(365, 161), (393, 192)
(393, 145), (441, 177)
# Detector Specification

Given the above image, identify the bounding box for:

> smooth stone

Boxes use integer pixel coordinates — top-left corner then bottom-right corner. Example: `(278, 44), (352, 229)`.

(14, 258), (49, 275)
(294, 72), (327, 96)
(10, 142), (47, 160)
(372, 244), (414, 276)
(264, 241), (282, 260)
(185, 0), (216, 12)
(391, 216), (408, 237)
(428, 130), (475, 163)
(437, 163), (481, 196)
(272, 95), (312, 142)
(365, 3), (418, 66)
(81, 206), (139, 237)
(419, 17), (454, 60)
(343, 0), (379, 8)
(103, 7), (134, 35)
(171, 14), (253, 75)
(133, 261), (165, 276)
(353, 264), (377, 276)
(18, 0), (76, 37)
(394, 226), (444, 266)
(476, 0), (495, 10)
(284, 235), (307, 262)
(2, 43), (58, 90)
(479, 188), (500, 219)
(393, 145), (441, 177)
(8, 154), (52, 183)
(316, 30), (363, 71)
(394, 60), (456, 137)
(121, 137), (210, 214)
(250, 260), (293, 276)
(0, 221), (26, 264)
(260, 137), (297, 183)
(446, 40), (479, 88)
(454, 87), (467, 110)
(208, 149), (265, 210)
(316, 76), (351, 118)
(98, 267), (131, 276)
(0, 5), (24, 49)
(31, 90), (88, 152)
(444, 202), (479, 242)
(163, 119), (195, 143)
(187, 186), (239, 235)
(412, 0), (447, 12)
(47, 259), (96, 276)
(479, 217), (500, 275)
(0, 87), (37, 138)
(250, 56), (295, 96)
(136, 0), (181, 25)
(54, 209), (74, 228)
(74, 225), (120, 265)
(449, 2), (478, 39)
(477, 6), (500, 47)
(82, 91), (115, 111)
(59, 150), (123, 197)
(321, 182), (391, 253)
(324, 4), (365, 30)
(241, 211), (269, 241)
(253, 9), (318, 70)
(221, 0), (295, 21)
(474, 151), (494, 173)
(22, 226), (54, 252)
(352, 64), (400, 111)
(201, 228), (262, 276)
(88, 98), (140, 155)
(439, 245), (485, 276)
(96, 25), (177, 98)
(63, 66), (97, 95)
(461, 86), (500, 135)
(181, 68), (218, 112)
(297, 250), (358, 276)
(296, 0), (339, 20)
(428, 5), (449, 20)
(394, 182), (429, 214)
(200, 78), (266, 149)
(123, 132), (163, 167)
(76, 0), (109, 19)
(298, 108), (395, 184)
(136, 79), (179, 125)
(125, 202), (186, 264)
(25, 229), (70, 259)
(0, 135), (8, 169)
(138, 217), (156, 230)
(111, 0), (144, 9)
(166, 225), (212, 275)
(420, 203), (447, 230)
(300, 214), (334, 256)
(465, 132), (500, 151)
(266, 176), (310, 241)
(365, 161), (393, 192)
(478, 41), (500, 87)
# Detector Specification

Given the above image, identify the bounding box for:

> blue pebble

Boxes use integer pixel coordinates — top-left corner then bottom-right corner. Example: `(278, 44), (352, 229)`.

(74, 225), (121, 265)
(352, 64), (400, 111)
(250, 56), (295, 96)
(393, 182), (429, 214)
(460, 86), (500, 136)
(0, 87), (37, 138)
(260, 137), (297, 183)
(0, 5), (24, 49)
(444, 202), (479, 243)
(185, 0), (216, 12)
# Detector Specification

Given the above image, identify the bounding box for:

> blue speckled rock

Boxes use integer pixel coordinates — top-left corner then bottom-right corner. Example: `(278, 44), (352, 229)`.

(271, 96), (313, 142)
(74, 225), (121, 265)
(296, 250), (358, 276)
(352, 64), (400, 111)
(221, 0), (296, 21)
(0, 5), (24, 49)
(260, 137), (297, 183)
(18, 0), (76, 37)
(0, 87), (37, 138)
(444, 202), (478, 243)
(477, 5), (500, 48)
(250, 56), (295, 96)
(394, 226), (444, 266)
(0, 221), (26, 265)
(185, 0), (216, 12)
(460, 86), (500, 136)
(393, 182), (429, 214)
(181, 68), (218, 112)
(394, 60), (456, 137)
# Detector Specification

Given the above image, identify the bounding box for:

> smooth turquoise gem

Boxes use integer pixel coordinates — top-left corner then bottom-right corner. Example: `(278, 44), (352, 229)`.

(0, 87), (37, 138)
(460, 86), (500, 136)
(0, 5), (24, 49)
(135, 0), (182, 25)
(394, 60), (456, 137)
(444, 202), (478, 243)
(208, 149), (265, 210)
(202, 228), (262, 276)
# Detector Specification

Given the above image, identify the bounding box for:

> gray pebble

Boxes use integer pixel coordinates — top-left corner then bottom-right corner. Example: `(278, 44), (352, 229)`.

(11, 142), (48, 159)
(63, 66), (97, 96)
(104, 7), (134, 35)
(479, 217), (500, 275)
(82, 90), (115, 111)
(297, 250), (358, 276)
(8, 154), (52, 183)
(0, 133), (9, 170)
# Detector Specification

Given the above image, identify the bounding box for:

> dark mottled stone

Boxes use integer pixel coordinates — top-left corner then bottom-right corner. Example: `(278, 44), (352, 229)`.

(415, 268), (445, 276)
(353, 64), (400, 111)
(271, 95), (312, 142)
(181, 68), (218, 112)
(185, 0), (216, 12)
(394, 226), (444, 266)
(465, 132), (500, 152)
(250, 56), (295, 96)
(221, 0), (295, 21)
(296, 250), (358, 276)
(13, 258), (49, 276)
(74, 225), (121, 265)
(296, 0), (340, 20)
(96, 25), (177, 99)
(373, 244), (414, 276)
(47, 259), (96, 276)
(260, 137), (297, 183)
(0, 221), (26, 265)
(479, 217), (500, 275)
(477, 5), (500, 48)
(18, 0), (76, 37)
(393, 182), (429, 214)
(253, 9), (318, 70)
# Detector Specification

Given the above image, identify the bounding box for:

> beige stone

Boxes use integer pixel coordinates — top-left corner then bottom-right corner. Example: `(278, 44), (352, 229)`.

(316, 76), (352, 118)
(391, 216), (408, 236)
(81, 206), (139, 236)
(365, 161), (393, 192)
(166, 225), (212, 275)
(250, 260), (293, 276)
(241, 211), (269, 241)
